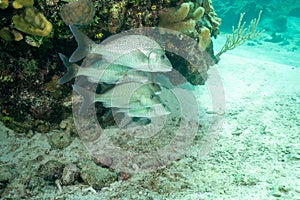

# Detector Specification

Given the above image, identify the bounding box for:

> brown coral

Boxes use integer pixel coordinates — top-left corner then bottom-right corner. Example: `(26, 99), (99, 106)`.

(159, 2), (205, 37)
(198, 27), (211, 51)
(60, 0), (95, 26)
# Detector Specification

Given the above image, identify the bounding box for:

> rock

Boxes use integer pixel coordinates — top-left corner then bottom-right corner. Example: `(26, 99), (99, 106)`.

(39, 160), (64, 182)
(48, 130), (71, 149)
(0, 166), (17, 188)
(80, 165), (117, 190)
(61, 163), (79, 185)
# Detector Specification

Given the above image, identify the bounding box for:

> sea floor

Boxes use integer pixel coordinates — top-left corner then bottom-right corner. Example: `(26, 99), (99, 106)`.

(1, 23), (300, 199)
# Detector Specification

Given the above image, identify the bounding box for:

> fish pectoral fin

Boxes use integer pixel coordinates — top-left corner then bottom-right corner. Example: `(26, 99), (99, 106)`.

(69, 25), (96, 62)
(58, 53), (79, 84)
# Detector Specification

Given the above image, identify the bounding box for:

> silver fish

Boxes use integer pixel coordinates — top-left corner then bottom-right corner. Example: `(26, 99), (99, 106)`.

(58, 53), (149, 84)
(68, 26), (172, 72)
(94, 82), (161, 108)
(73, 83), (170, 118)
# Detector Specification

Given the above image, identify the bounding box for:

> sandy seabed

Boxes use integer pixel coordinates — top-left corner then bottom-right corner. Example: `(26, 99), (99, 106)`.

(1, 24), (300, 199)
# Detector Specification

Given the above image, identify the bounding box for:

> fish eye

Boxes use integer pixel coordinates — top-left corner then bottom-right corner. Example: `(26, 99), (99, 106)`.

(161, 55), (165, 59)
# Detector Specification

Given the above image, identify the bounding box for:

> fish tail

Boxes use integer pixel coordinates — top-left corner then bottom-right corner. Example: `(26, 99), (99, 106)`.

(69, 25), (95, 62)
(58, 53), (79, 84)
(72, 84), (94, 113)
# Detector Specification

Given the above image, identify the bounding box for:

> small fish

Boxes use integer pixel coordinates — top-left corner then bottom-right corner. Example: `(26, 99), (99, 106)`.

(94, 82), (161, 108)
(58, 53), (149, 84)
(73, 82), (160, 108)
(72, 82), (170, 118)
(67, 26), (172, 72)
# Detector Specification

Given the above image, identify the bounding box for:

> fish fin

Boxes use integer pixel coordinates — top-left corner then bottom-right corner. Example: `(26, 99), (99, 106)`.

(72, 84), (94, 113)
(81, 53), (104, 68)
(69, 25), (96, 62)
(58, 53), (79, 84)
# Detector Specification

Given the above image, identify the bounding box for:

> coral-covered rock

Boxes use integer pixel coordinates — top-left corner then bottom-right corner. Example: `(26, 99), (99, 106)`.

(157, 1), (220, 84)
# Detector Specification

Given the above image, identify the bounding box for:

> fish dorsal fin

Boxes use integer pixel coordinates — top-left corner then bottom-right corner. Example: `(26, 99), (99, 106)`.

(69, 25), (96, 62)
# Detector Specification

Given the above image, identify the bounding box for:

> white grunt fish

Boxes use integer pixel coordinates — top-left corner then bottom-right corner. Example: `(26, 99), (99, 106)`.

(58, 53), (149, 84)
(68, 26), (172, 72)
(58, 26), (172, 84)
(72, 83), (170, 118)
(93, 82), (162, 108)
(58, 26), (173, 118)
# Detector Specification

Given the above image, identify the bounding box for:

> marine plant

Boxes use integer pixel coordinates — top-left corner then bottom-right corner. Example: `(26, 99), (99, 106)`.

(216, 11), (263, 61)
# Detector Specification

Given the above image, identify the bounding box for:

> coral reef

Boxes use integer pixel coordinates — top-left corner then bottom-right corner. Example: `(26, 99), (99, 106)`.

(12, 7), (53, 37)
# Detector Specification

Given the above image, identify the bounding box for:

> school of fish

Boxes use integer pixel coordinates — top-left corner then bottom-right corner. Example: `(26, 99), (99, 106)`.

(59, 25), (173, 119)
